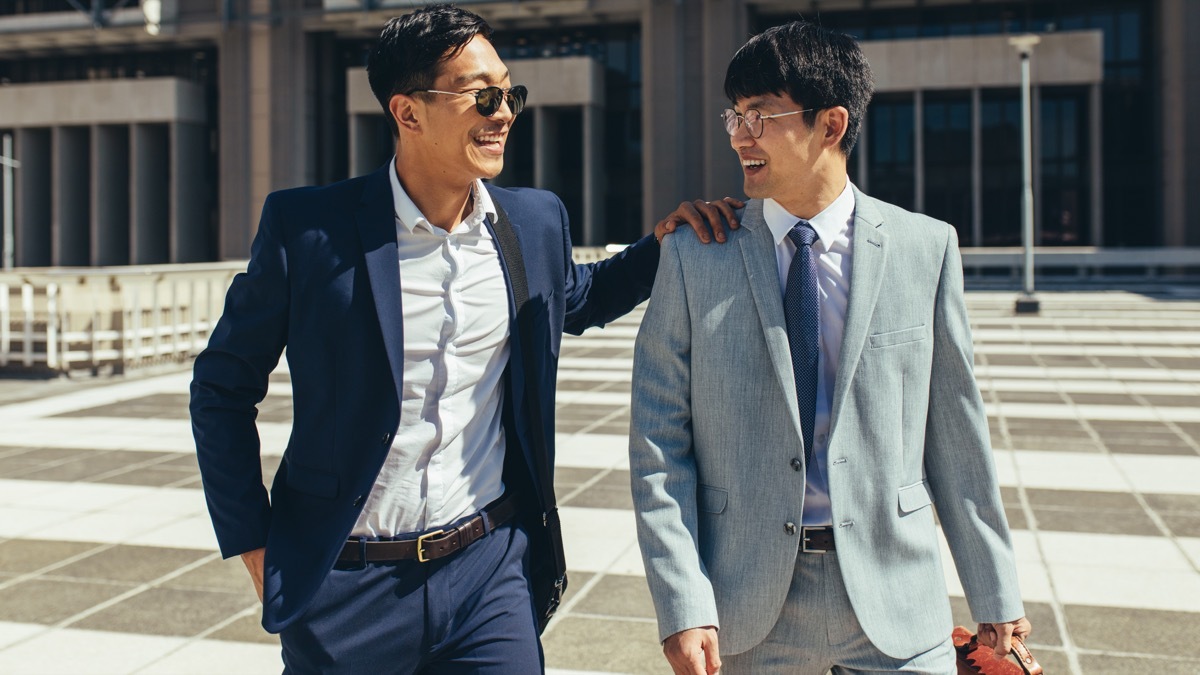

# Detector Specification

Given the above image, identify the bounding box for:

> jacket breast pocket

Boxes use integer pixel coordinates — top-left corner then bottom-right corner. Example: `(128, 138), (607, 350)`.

(868, 324), (928, 349)
(697, 485), (728, 514)
(898, 479), (934, 514)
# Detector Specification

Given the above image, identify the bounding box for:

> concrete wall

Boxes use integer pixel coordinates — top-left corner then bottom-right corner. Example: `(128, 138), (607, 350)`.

(0, 78), (206, 127)
(862, 31), (1103, 92)
(1161, 0), (1200, 247)
(1, 79), (210, 266)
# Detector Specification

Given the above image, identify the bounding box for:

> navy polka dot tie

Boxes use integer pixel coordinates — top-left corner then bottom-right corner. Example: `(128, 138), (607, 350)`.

(784, 221), (820, 468)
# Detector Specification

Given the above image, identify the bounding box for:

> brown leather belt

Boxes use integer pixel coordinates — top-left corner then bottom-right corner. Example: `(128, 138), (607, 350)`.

(337, 495), (518, 565)
(800, 526), (836, 553)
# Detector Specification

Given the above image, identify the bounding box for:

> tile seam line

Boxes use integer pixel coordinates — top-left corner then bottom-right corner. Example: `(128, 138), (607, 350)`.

(129, 603), (264, 674)
(1005, 372), (1085, 675)
(49, 549), (223, 633)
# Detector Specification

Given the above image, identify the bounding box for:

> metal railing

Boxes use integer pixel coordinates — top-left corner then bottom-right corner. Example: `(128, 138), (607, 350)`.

(0, 263), (242, 374)
(3, 247), (1198, 374)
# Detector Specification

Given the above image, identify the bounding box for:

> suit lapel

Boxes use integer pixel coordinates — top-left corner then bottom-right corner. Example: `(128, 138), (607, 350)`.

(739, 200), (804, 440)
(830, 188), (888, 429)
(356, 163), (406, 406)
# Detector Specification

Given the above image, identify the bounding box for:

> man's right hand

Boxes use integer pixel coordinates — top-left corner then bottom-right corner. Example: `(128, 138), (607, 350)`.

(240, 547), (266, 603)
(663, 626), (721, 675)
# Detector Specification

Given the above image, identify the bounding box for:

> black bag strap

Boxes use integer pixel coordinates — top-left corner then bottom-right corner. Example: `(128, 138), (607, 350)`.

(489, 201), (568, 586)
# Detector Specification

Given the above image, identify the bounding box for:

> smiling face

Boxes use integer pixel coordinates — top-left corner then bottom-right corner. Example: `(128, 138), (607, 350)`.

(394, 34), (515, 188)
(729, 92), (824, 205)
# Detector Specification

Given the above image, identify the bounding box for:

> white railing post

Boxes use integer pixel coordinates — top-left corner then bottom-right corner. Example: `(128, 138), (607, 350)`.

(0, 282), (9, 367)
(151, 278), (162, 359)
(21, 282), (33, 367)
(46, 282), (58, 370)
(171, 279), (180, 356)
(130, 284), (142, 366)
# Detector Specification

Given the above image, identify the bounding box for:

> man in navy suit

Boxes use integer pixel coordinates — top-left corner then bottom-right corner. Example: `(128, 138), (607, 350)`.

(191, 4), (736, 673)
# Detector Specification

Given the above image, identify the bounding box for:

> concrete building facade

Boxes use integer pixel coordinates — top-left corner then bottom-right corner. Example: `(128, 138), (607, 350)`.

(0, 0), (1196, 265)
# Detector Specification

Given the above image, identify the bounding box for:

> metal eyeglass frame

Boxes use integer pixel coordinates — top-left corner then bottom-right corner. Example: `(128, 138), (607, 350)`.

(721, 108), (816, 138)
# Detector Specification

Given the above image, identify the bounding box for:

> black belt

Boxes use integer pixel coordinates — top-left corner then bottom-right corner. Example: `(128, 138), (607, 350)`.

(337, 495), (518, 565)
(800, 526), (836, 553)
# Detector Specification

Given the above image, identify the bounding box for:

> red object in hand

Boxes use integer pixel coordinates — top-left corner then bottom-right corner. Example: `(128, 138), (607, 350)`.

(952, 626), (1043, 675)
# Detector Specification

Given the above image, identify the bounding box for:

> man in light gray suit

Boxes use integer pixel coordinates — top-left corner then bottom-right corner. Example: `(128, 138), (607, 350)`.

(630, 21), (1031, 675)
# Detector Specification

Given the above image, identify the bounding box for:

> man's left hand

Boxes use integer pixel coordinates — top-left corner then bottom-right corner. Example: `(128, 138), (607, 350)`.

(655, 197), (745, 244)
(977, 617), (1032, 660)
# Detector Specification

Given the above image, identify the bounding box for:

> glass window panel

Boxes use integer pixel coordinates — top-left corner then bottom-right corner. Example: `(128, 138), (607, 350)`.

(1118, 11), (1140, 62)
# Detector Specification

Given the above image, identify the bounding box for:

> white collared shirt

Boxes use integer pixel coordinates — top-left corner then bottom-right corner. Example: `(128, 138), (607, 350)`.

(350, 162), (510, 537)
(762, 180), (856, 527)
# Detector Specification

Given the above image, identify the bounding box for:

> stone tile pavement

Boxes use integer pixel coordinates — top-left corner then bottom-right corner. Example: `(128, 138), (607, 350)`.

(1, 288), (1199, 673)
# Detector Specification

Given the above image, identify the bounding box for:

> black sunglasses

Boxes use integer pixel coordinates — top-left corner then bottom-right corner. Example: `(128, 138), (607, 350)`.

(412, 85), (528, 117)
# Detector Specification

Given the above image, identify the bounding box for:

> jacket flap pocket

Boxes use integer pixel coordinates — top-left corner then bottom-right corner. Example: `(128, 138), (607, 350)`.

(898, 479), (933, 513)
(286, 461), (339, 499)
(697, 485), (728, 514)
(869, 324), (927, 349)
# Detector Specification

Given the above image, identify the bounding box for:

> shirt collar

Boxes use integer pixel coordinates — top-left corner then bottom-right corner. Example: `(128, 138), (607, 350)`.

(388, 157), (497, 234)
(763, 179), (856, 252)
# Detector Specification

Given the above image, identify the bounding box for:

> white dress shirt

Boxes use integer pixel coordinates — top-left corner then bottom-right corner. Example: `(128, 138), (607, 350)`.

(762, 180), (856, 527)
(350, 162), (510, 537)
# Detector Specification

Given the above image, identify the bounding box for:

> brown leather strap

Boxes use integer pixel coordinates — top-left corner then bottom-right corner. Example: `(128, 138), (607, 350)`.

(800, 526), (835, 553)
(1009, 636), (1042, 675)
(337, 495), (518, 565)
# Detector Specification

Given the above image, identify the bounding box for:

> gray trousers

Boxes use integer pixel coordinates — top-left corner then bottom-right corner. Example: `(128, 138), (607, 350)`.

(721, 552), (956, 675)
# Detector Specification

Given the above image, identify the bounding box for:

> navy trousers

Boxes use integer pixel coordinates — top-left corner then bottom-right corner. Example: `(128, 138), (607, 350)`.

(279, 522), (544, 674)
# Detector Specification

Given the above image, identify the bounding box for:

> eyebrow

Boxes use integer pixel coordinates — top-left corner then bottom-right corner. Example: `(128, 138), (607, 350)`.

(450, 69), (510, 89)
(736, 97), (769, 112)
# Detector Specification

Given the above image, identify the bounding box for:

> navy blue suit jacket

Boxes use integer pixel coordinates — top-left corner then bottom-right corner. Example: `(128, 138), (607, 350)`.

(190, 163), (659, 631)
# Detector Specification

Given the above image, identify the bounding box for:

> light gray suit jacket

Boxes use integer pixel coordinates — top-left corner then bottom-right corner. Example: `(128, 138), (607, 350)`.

(629, 189), (1024, 659)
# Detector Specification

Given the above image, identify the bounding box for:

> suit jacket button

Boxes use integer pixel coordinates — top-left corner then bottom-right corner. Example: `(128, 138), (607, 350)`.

(784, 522), (797, 536)
(790, 458), (802, 471)
(352, 495), (364, 508)
(381, 432), (393, 446)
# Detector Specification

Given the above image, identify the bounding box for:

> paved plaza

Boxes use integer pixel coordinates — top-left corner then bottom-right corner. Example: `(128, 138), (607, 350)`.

(0, 287), (1199, 674)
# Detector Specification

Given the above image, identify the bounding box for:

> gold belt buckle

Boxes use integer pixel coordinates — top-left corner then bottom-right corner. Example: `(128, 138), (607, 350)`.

(416, 529), (445, 563)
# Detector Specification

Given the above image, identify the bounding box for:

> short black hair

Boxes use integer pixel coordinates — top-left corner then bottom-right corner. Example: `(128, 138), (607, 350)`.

(724, 20), (874, 156)
(367, 4), (494, 136)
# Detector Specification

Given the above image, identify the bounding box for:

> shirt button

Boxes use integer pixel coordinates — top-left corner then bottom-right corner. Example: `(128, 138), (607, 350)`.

(790, 458), (802, 471)
(784, 522), (797, 536)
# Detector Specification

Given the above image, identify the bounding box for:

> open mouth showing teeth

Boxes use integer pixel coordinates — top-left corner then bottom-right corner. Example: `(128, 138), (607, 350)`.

(742, 159), (766, 168)
(475, 135), (504, 146)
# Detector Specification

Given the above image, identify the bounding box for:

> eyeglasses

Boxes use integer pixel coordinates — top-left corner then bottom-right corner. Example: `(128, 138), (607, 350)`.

(720, 107), (815, 138)
(412, 85), (528, 117)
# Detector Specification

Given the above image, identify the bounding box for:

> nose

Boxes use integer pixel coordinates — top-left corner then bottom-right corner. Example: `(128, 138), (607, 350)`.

(491, 95), (516, 123)
(730, 123), (754, 151)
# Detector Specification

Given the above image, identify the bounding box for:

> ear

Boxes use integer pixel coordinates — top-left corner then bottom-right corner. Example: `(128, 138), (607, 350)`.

(390, 93), (421, 134)
(822, 106), (849, 151)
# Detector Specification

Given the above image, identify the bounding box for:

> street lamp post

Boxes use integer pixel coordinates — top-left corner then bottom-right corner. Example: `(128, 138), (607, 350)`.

(1, 133), (19, 271)
(1009, 34), (1040, 315)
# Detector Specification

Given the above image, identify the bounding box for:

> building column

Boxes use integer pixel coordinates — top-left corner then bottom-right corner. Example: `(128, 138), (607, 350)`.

(701, 0), (747, 201)
(856, 110), (869, 192)
(92, 125), (130, 266)
(1089, 83), (1103, 247)
(53, 126), (90, 267)
(533, 107), (558, 194)
(217, 0), (311, 260)
(582, 104), (605, 245)
(172, 122), (209, 262)
(971, 88), (983, 248)
(16, 128), (51, 267)
(1160, 0), (1200, 246)
(913, 90), (924, 213)
(643, 0), (746, 232)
